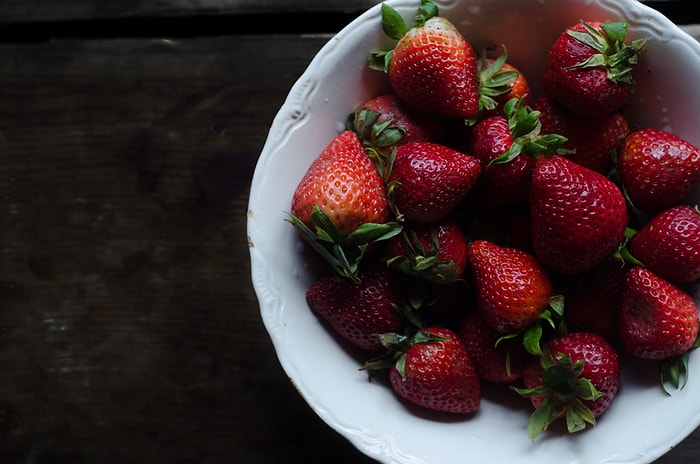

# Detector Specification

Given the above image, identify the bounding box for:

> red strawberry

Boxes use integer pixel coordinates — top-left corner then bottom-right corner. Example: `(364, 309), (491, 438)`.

(616, 128), (700, 213)
(458, 309), (529, 383)
(388, 141), (481, 223)
(617, 266), (699, 360)
(305, 267), (406, 352)
(517, 332), (620, 440)
(542, 20), (646, 118)
(384, 216), (469, 284)
(530, 155), (628, 275)
(468, 239), (554, 335)
(370, 2), (479, 119)
(477, 50), (532, 121)
(291, 130), (388, 235)
(347, 93), (446, 152)
(626, 205), (700, 283)
(288, 130), (401, 281)
(533, 92), (629, 175)
(368, 326), (481, 414)
(466, 97), (568, 210)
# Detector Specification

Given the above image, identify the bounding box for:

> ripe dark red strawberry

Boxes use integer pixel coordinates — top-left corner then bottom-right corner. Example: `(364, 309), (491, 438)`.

(466, 97), (567, 210)
(372, 326), (481, 414)
(533, 92), (629, 175)
(384, 216), (469, 284)
(530, 155), (628, 275)
(370, 2), (479, 119)
(458, 309), (529, 383)
(617, 266), (699, 360)
(616, 128), (700, 213)
(347, 93), (447, 152)
(563, 260), (627, 341)
(389, 141), (481, 223)
(626, 205), (700, 283)
(305, 267), (406, 352)
(288, 130), (401, 281)
(517, 331), (620, 440)
(468, 239), (554, 334)
(542, 20), (646, 118)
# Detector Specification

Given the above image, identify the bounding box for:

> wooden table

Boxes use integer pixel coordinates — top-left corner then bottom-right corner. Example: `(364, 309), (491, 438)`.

(1, 1), (698, 462)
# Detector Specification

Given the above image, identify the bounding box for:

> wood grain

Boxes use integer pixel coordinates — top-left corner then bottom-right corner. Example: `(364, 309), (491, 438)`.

(0, 34), (374, 464)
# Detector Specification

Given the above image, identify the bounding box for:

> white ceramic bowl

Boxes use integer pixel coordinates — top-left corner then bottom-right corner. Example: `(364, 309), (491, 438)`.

(248, 1), (700, 463)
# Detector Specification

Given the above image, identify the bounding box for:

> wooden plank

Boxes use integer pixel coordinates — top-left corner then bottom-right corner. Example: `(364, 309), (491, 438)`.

(0, 0), (383, 23)
(0, 33), (370, 464)
(0, 0), (698, 26)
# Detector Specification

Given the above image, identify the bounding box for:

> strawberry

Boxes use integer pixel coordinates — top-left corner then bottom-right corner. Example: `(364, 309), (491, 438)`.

(466, 97), (568, 210)
(529, 155), (628, 275)
(370, 1), (479, 119)
(516, 331), (620, 440)
(290, 131), (388, 235)
(458, 309), (529, 383)
(388, 141), (481, 223)
(626, 205), (700, 283)
(542, 20), (646, 118)
(384, 216), (469, 284)
(288, 130), (401, 281)
(305, 267), (407, 352)
(616, 128), (700, 213)
(533, 92), (629, 175)
(347, 93), (446, 153)
(366, 326), (481, 414)
(467, 239), (555, 335)
(476, 48), (532, 121)
(617, 266), (699, 361)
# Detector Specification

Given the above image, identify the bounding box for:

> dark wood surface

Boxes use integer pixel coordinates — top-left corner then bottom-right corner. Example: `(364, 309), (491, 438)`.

(1, 1), (699, 463)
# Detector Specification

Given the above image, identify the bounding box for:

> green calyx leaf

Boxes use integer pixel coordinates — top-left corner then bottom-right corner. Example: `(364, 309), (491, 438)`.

(487, 97), (569, 167)
(522, 324), (544, 356)
(565, 397), (597, 434)
(384, 227), (459, 284)
(491, 333), (520, 378)
(513, 347), (601, 441)
(380, 3), (408, 40)
(286, 206), (402, 283)
(363, 328), (449, 380)
(368, 49), (393, 73)
(347, 108), (407, 152)
(412, 0), (439, 28)
(565, 20), (647, 86)
(612, 226), (645, 268)
(658, 351), (692, 396)
(525, 397), (560, 441)
(476, 45), (520, 114)
(512, 295), (566, 356)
